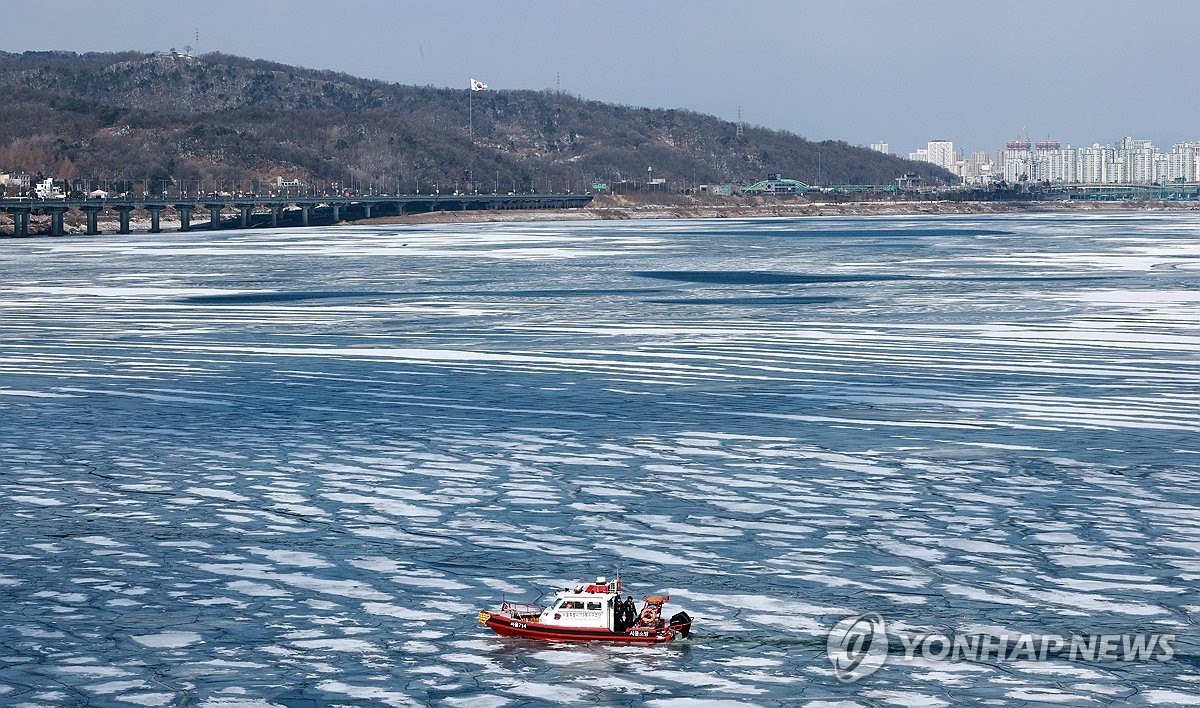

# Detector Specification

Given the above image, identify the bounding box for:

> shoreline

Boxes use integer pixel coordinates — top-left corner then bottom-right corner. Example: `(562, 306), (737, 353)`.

(355, 198), (1200, 227)
(3, 198), (1199, 236)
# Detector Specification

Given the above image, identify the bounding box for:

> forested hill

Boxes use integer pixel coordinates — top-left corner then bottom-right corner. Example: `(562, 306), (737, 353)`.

(0, 50), (953, 193)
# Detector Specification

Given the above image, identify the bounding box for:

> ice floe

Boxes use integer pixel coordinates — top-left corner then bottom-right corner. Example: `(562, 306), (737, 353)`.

(2, 214), (1198, 705)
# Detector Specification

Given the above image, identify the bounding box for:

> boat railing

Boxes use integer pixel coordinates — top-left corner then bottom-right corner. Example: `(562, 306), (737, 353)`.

(500, 601), (544, 620)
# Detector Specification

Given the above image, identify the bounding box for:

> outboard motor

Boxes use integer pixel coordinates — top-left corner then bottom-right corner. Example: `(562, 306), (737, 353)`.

(668, 611), (692, 638)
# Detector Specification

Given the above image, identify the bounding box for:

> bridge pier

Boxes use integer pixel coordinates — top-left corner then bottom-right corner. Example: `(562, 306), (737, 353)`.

(300, 205), (310, 226)
(205, 204), (223, 230)
(331, 204), (340, 223)
(363, 204), (372, 219)
(238, 204), (252, 229)
(116, 205), (135, 234)
(8, 207), (31, 237)
(47, 206), (69, 236)
(81, 205), (102, 235)
(147, 205), (162, 233)
(271, 207), (280, 227)
(176, 205), (192, 232)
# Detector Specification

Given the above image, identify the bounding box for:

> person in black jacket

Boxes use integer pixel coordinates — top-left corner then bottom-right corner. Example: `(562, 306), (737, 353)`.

(612, 597), (625, 632)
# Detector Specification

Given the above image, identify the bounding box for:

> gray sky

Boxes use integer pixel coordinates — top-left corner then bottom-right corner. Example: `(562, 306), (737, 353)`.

(6, 0), (1199, 156)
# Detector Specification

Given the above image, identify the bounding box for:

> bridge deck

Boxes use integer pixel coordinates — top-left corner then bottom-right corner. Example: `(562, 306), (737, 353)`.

(0, 193), (594, 237)
(0, 193), (593, 210)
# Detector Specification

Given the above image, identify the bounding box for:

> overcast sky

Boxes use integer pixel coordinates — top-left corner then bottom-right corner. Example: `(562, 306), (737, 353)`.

(6, 0), (1199, 156)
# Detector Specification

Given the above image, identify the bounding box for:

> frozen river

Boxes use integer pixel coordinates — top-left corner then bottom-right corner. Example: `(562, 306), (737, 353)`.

(1, 213), (1199, 706)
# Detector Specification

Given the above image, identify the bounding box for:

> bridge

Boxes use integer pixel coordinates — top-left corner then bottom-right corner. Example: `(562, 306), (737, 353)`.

(0, 193), (594, 237)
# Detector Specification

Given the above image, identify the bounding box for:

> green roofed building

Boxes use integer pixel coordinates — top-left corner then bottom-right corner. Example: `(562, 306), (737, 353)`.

(740, 174), (812, 195)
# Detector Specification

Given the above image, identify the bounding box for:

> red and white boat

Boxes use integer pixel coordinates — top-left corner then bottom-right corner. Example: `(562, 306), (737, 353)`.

(477, 577), (692, 643)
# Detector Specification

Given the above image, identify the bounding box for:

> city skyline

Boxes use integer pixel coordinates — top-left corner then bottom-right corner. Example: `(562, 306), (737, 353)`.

(3, 1), (1200, 155)
(904, 134), (1200, 185)
(897, 131), (1200, 162)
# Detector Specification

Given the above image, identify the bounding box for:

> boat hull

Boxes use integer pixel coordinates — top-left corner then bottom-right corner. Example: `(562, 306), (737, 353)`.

(480, 611), (683, 643)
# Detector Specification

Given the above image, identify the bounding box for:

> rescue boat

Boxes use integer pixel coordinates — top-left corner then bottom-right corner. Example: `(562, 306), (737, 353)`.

(477, 577), (692, 643)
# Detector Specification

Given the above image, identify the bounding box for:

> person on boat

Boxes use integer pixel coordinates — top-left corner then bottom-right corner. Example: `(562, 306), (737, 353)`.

(623, 596), (637, 628)
(640, 603), (659, 626)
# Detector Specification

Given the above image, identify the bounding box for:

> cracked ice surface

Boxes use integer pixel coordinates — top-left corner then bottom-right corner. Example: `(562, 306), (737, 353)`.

(1, 214), (1199, 706)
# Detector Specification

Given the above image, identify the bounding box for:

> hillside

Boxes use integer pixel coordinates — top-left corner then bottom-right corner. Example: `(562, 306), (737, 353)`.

(0, 50), (953, 195)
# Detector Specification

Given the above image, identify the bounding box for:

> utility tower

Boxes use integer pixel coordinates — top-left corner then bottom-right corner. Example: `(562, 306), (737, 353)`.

(736, 106), (744, 140)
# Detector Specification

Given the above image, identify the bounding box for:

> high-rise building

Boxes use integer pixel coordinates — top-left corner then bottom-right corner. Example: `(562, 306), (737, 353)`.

(1078, 144), (1113, 184)
(1120, 137), (1153, 152)
(999, 137), (1032, 182)
(1184, 142), (1200, 182)
(1028, 138), (1075, 183)
(1118, 137), (1157, 184)
(909, 148), (929, 162)
(1164, 142), (1200, 183)
(1034, 145), (1077, 183)
(1154, 153), (1172, 183)
(1105, 158), (1127, 184)
(959, 151), (996, 185)
(870, 142), (890, 154)
(926, 140), (955, 170)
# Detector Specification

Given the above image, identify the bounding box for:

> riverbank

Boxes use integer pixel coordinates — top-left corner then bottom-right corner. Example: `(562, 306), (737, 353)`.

(357, 195), (1200, 227)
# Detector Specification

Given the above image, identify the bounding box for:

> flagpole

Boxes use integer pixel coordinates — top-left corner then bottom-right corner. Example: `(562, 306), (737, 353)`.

(468, 78), (486, 191)
(469, 82), (474, 191)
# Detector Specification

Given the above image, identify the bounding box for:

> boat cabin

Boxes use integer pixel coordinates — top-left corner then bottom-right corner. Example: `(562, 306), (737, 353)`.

(535, 577), (668, 633)
(539, 577), (620, 629)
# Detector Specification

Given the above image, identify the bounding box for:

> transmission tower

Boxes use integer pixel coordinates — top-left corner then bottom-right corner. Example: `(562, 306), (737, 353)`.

(736, 106), (744, 140)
